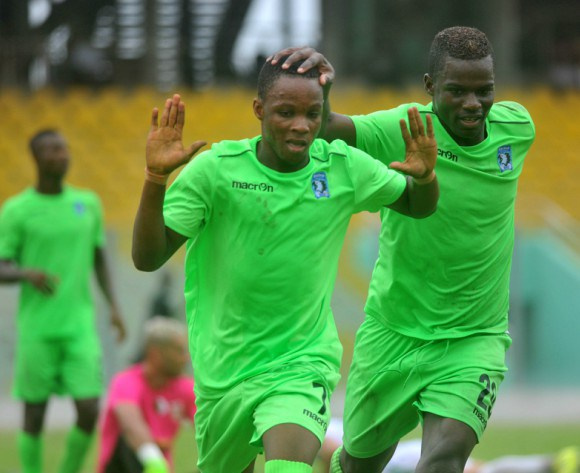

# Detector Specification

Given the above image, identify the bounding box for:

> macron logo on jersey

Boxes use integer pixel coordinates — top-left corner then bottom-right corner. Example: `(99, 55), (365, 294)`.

(303, 409), (328, 430)
(437, 148), (459, 162)
(232, 181), (274, 192)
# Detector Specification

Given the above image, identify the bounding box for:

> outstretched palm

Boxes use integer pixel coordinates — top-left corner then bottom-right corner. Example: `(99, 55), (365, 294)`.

(389, 107), (437, 180)
(146, 94), (206, 175)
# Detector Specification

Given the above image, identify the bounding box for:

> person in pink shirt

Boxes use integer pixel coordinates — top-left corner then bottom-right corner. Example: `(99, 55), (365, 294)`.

(98, 316), (196, 473)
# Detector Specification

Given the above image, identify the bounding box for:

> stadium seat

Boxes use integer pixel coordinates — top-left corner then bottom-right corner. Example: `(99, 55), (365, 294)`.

(0, 86), (578, 228)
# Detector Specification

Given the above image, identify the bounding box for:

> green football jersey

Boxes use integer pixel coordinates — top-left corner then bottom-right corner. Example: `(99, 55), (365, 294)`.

(0, 186), (105, 341)
(352, 101), (535, 339)
(163, 136), (406, 398)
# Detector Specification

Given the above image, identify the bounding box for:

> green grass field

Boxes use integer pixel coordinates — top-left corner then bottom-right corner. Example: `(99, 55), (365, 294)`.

(0, 423), (578, 473)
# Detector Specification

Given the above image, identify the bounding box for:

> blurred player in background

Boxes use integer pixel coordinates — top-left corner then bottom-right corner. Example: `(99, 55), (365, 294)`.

(132, 55), (438, 473)
(0, 129), (126, 473)
(273, 25), (536, 473)
(132, 270), (178, 363)
(98, 316), (195, 473)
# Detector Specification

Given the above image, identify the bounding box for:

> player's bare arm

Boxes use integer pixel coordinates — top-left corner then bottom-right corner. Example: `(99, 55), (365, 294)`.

(94, 247), (127, 342)
(114, 403), (157, 451)
(132, 94), (206, 272)
(387, 107), (439, 218)
(114, 403), (170, 473)
(270, 46), (356, 145)
(0, 259), (57, 295)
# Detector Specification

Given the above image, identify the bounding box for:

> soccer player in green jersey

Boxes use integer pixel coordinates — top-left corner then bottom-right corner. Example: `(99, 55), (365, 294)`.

(271, 26), (536, 473)
(0, 130), (127, 473)
(132, 56), (439, 473)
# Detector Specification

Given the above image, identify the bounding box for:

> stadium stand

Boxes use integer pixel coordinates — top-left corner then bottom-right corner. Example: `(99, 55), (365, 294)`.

(0, 86), (578, 228)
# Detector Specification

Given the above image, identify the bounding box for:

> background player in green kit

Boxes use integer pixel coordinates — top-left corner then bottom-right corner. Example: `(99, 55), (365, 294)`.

(132, 56), (439, 473)
(272, 26), (536, 473)
(0, 130), (127, 473)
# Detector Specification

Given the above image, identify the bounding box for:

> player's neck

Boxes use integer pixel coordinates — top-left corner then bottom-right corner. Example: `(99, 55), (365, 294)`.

(36, 177), (64, 195)
(256, 139), (309, 173)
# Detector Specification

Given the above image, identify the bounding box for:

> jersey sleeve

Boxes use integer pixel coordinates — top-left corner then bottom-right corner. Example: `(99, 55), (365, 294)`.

(351, 104), (411, 166)
(0, 202), (22, 261)
(496, 101), (536, 144)
(346, 146), (407, 213)
(163, 151), (216, 240)
(107, 371), (142, 407)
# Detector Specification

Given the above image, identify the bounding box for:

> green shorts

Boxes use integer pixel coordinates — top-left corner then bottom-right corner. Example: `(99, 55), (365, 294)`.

(343, 316), (511, 458)
(13, 335), (103, 402)
(195, 361), (340, 473)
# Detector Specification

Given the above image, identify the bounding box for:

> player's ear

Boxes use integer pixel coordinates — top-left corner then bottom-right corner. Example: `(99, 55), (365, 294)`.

(253, 98), (264, 121)
(424, 74), (434, 96)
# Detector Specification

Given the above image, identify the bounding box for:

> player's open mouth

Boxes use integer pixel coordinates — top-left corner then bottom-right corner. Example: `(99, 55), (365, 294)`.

(459, 116), (482, 127)
(286, 140), (308, 152)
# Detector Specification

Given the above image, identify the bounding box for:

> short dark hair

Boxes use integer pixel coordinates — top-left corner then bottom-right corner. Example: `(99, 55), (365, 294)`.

(428, 26), (494, 78)
(29, 129), (59, 159)
(257, 54), (320, 100)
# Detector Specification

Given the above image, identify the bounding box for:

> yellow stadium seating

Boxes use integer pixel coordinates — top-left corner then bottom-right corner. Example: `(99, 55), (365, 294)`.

(0, 86), (578, 230)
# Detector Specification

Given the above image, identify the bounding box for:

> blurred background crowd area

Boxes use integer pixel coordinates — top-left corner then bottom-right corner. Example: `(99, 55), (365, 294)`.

(0, 0), (579, 403)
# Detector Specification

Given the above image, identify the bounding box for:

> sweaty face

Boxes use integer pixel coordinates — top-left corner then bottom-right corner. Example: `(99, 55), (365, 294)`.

(35, 134), (70, 178)
(254, 75), (323, 172)
(426, 55), (495, 146)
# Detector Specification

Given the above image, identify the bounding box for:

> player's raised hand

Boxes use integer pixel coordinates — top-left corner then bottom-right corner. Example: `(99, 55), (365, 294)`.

(269, 46), (334, 86)
(146, 94), (206, 177)
(389, 107), (437, 181)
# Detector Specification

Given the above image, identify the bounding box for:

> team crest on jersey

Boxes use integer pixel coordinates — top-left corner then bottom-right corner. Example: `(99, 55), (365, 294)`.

(497, 146), (513, 172)
(312, 172), (330, 199)
(73, 201), (86, 215)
